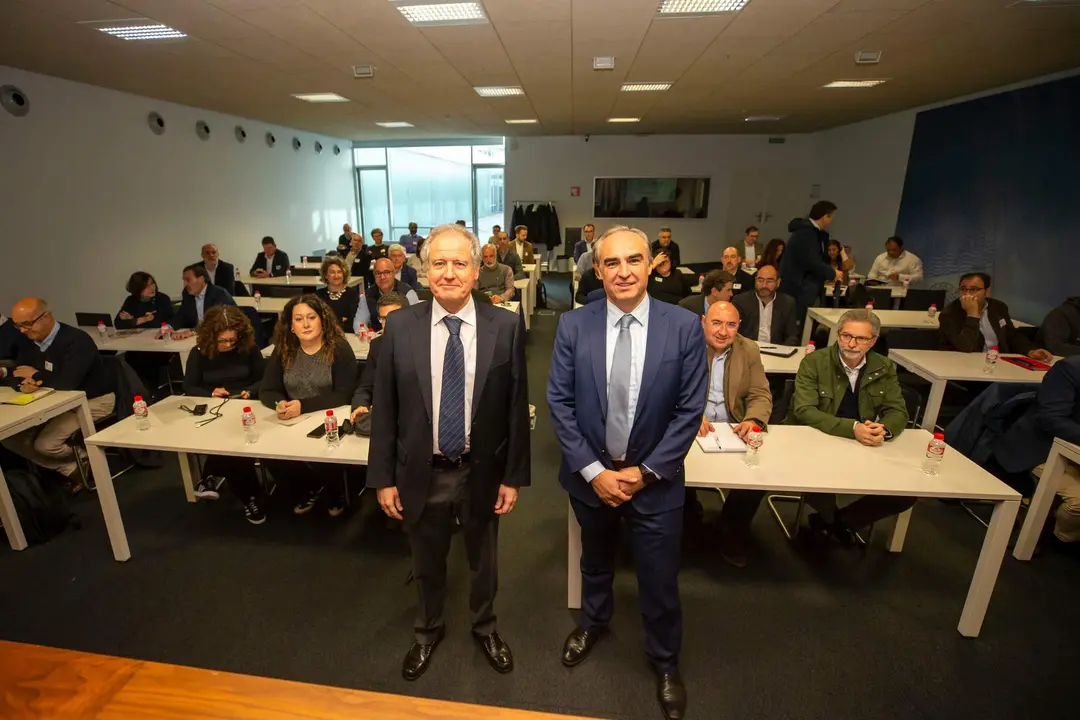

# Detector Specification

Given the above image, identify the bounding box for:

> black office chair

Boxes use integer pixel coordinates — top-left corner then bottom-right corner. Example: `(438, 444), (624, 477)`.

(899, 384), (924, 428)
(866, 287), (894, 310)
(69, 355), (142, 490)
(902, 289), (946, 312)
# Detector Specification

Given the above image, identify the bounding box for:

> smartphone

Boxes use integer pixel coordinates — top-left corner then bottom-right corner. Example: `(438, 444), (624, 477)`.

(307, 424), (327, 439)
(193, 404), (208, 416)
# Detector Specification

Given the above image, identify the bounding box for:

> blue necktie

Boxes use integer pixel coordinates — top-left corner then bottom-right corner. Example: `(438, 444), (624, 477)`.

(438, 315), (466, 461)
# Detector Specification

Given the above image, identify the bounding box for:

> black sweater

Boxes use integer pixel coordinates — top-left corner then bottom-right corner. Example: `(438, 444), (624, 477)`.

(350, 334), (383, 410)
(648, 271), (689, 305)
(114, 292), (175, 330)
(315, 286), (361, 332)
(8, 323), (110, 398)
(260, 336), (357, 414)
(183, 345), (265, 398)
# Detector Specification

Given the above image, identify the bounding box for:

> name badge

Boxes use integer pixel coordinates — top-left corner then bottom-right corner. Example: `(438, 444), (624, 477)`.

(733, 283), (742, 290)
(998, 318), (1006, 328)
(45, 361), (54, 371)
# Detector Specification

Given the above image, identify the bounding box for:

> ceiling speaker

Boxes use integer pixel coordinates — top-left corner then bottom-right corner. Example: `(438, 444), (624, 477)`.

(314, 141), (323, 154)
(0, 85), (29, 117)
(292, 137), (302, 151)
(266, 131), (276, 147)
(235, 125), (247, 143)
(196, 120), (211, 140)
(333, 145), (341, 155)
(147, 111), (166, 135)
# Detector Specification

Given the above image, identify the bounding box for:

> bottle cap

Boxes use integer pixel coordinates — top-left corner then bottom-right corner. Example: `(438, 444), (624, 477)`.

(243, 407), (251, 413)
(991, 345), (998, 350)
(98, 321), (105, 325)
(134, 395), (143, 402)
(933, 432), (944, 439)
(752, 426), (761, 432)
(808, 340), (815, 346)
(326, 410), (334, 416)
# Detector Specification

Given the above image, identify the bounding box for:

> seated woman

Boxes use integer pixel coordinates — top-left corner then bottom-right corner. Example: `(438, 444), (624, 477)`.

(827, 239), (855, 281)
(647, 251), (689, 305)
(115, 271), (176, 399)
(756, 238), (785, 269)
(314, 256), (362, 333)
(183, 305), (268, 523)
(261, 295), (357, 517)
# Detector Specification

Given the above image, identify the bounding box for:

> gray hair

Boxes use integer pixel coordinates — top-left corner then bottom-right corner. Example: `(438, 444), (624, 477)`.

(592, 225), (651, 265)
(838, 308), (881, 337)
(420, 223), (482, 270)
(387, 243), (406, 256)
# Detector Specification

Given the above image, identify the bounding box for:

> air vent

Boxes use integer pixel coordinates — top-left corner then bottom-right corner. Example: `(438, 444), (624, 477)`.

(352, 65), (375, 78)
(593, 56), (615, 71)
(855, 50), (882, 65)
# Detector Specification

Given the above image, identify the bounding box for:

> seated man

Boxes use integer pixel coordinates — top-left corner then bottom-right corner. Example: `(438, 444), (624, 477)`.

(346, 232), (373, 287)
(649, 227), (681, 269)
(496, 232), (525, 279)
(399, 222), (423, 254)
(475, 243), (515, 304)
(574, 263), (605, 305)
(388, 243), (420, 291)
(939, 272), (1052, 360)
(1041, 296), (1080, 357)
(250, 236), (290, 278)
(358, 258), (419, 332)
(722, 246), (755, 296)
(196, 243), (236, 294)
(679, 270), (733, 315)
(350, 293), (406, 419)
(573, 223), (595, 262)
(647, 250), (689, 305)
(867, 236), (923, 284)
(694, 301), (773, 566)
(2, 298), (116, 490)
(337, 223), (354, 254)
(168, 265), (237, 338)
(732, 264), (799, 346)
(368, 228), (391, 262)
(788, 309), (913, 547)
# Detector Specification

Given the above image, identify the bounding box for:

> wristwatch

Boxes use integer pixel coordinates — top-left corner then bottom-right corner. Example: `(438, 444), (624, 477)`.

(638, 465), (659, 485)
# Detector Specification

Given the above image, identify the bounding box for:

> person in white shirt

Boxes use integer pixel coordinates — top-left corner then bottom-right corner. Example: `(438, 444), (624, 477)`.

(867, 236), (923, 284)
(741, 226), (759, 264)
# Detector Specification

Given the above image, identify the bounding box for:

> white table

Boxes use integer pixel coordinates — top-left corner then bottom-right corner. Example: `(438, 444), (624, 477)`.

(1015, 438), (1080, 561)
(239, 273), (362, 289)
(757, 344), (804, 374)
(565, 426), (1020, 637)
(83, 327), (197, 372)
(889, 349), (1053, 431)
(0, 390), (94, 551)
(802, 307), (1034, 347)
(515, 278), (532, 330)
(235, 296), (289, 314)
(84, 395), (369, 561)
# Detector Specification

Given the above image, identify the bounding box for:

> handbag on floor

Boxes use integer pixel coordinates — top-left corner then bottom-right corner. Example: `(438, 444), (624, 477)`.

(4, 465), (79, 545)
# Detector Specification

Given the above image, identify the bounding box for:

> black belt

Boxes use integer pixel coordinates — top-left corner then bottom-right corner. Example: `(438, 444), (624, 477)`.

(431, 453), (470, 470)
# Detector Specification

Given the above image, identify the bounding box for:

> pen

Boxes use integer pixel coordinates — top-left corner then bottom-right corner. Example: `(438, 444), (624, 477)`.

(759, 345), (778, 350)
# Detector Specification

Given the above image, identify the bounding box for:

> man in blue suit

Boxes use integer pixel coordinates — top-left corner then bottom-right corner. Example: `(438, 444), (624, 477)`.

(547, 226), (706, 720)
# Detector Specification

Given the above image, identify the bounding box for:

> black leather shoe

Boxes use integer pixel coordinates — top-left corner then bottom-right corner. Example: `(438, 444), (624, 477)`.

(561, 627), (603, 667)
(402, 631), (443, 681)
(657, 671), (687, 720)
(474, 631), (513, 673)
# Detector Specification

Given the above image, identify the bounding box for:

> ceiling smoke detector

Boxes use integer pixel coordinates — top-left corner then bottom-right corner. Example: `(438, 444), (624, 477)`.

(352, 65), (376, 79)
(593, 56), (616, 71)
(855, 50), (882, 65)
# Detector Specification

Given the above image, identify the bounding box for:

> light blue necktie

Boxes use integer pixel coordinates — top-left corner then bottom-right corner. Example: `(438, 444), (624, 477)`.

(606, 314), (634, 459)
(438, 316), (466, 461)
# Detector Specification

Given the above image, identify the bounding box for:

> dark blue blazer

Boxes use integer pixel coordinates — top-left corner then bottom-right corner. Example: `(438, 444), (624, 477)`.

(547, 297), (707, 514)
(995, 355), (1080, 472)
(171, 283), (237, 330)
(399, 264), (420, 291)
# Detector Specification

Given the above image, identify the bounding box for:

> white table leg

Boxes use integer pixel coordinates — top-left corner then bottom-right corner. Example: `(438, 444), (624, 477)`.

(179, 351), (189, 373)
(887, 507), (913, 552)
(800, 310), (813, 345)
(568, 500), (582, 609)
(87, 444), (131, 562)
(922, 379), (946, 431)
(0, 464), (28, 551)
(178, 452), (198, 503)
(1014, 446), (1065, 560)
(958, 499), (1018, 637)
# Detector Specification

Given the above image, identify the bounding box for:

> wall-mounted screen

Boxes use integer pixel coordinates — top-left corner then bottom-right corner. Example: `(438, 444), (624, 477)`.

(594, 177), (711, 219)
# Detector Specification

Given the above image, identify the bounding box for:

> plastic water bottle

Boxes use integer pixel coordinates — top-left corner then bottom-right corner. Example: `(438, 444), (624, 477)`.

(324, 410), (340, 448)
(744, 426), (763, 467)
(133, 395), (150, 431)
(805, 340), (815, 356)
(983, 345), (999, 375)
(301, 255), (308, 265)
(285, 268), (292, 284)
(242, 406), (258, 444)
(357, 324), (370, 351)
(922, 432), (946, 475)
(902, 277), (910, 289)
(253, 290), (262, 309)
(927, 303), (937, 320)
(96, 321), (108, 341)
(161, 322), (171, 344)
(865, 299), (874, 310)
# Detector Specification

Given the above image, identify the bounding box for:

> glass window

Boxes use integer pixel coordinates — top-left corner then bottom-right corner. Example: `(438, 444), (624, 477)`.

(387, 146), (473, 233)
(475, 167), (504, 239)
(358, 168), (390, 242)
(353, 147), (386, 167)
(472, 143), (505, 165)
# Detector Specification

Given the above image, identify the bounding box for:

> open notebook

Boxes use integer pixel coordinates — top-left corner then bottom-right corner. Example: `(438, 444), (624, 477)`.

(0, 387), (56, 406)
(694, 423), (748, 453)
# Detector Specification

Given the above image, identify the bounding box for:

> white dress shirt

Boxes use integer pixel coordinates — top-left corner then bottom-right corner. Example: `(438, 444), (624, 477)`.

(513, 239), (527, 260)
(756, 296), (774, 344)
(867, 250), (924, 283)
(840, 347), (867, 432)
(705, 350), (730, 423)
(205, 263), (218, 285)
(979, 304), (998, 352)
(743, 242), (756, 263)
(430, 295), (477, 455)
(580, 296), (651, 482)
(263, 253), (276, 273)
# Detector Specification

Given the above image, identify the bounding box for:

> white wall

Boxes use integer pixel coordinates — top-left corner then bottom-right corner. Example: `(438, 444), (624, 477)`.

(0, 66), (356, 323)
(504, 134), (818, 264)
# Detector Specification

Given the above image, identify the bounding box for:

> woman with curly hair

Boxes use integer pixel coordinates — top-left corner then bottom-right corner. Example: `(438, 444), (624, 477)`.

(314, 255), (362, 333)
(182, 305), (267, 523)
(756, 238), (785, 269)
(261, 294), (357, 516)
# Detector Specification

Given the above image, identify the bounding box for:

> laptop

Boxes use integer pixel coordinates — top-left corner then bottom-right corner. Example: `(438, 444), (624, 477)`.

(76, 312), (113, 328)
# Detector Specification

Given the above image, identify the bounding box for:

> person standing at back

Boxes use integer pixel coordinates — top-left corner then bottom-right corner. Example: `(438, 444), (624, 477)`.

(778, 201), (844, 327)
(741, 226), (760, 265)
(548, 226), (706, 720)
(400, 222), (423, 254)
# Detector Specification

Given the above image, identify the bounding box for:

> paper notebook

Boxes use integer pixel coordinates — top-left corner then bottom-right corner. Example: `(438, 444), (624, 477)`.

(1, 387), (56, 405)
(694, 424), (748, 453)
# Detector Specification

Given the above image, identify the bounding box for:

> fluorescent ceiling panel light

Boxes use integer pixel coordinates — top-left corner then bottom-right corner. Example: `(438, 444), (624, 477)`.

(744, 115), (784, 122)
(394, 2), (488, 26)
(474, 86), (524, 97)
(607, 117), (641, 123)
(823, 79), (889, 88)
(621, 82), (672, 92)
(376, 121), (415, 128)
(505, 119), (538, 124)
(96, 23), (186, 40)
(292, 93), (350, 102)
(656, 0), (750, 16)
(593, 56), (616, 70)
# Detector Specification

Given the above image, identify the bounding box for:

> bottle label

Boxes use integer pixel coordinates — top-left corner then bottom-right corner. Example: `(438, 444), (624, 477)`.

(927, 444), (945, 458)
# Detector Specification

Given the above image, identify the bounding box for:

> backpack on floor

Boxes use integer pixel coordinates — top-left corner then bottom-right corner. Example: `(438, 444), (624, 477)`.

(4, 466), (79, 545)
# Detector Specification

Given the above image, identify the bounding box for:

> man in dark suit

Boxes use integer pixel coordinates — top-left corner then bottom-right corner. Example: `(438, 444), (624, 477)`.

(495, 232), (525, 279)
(649, 227), (681, 270)
(370, 224), (530, 682)
(939, 272), (1053, 361)
(721, 247), (755, 296)
(337, 223), (354, 254)
(389, 244), (421, 291)
(548, 226), (706, 720)
(197, 243), (236, 294)
(249, 236), (290, 278)
(778, 201), (844, 326)
(166, 265), (236, 337)
(678, 270), (733, 316)
(732, 263), (800, 346)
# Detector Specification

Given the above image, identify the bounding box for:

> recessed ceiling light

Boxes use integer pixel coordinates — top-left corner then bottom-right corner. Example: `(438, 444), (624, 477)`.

(656, 0), (749, 16)
(474, 86), (525, 97)
(823, 79), (889, 88)
(393, 1), (488, 26)
(593, 56), (616, 71)
(505, 119), (538, 124)
(95, 23), (187, 40)
(292, 93), (350, 103)
(744, 115), (784, 122)
(376, 121), (415, 128)
(608, 117), (641, 123)
(621, 83), (672, 92)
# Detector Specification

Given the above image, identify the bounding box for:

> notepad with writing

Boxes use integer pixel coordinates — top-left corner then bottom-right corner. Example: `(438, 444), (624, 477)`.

(694, 424), (747, 453)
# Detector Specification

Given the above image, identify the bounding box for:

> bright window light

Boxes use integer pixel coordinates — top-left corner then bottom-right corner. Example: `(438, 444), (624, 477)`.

(823, 79), (889, 88)
(475, 86), (525, 97)
(395, 2), (487, 25)
(608, 117), (641, 123)
(656, 0), (750, 15)
(376, 121), (415, 128)
(97, 24), (186, 40)
(621, 83), (672, 92)
(505, 119), (538, 124)
(292, 93), (351, 103)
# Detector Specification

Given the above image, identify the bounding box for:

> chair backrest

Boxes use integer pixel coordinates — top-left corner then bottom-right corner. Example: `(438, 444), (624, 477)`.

(290, 267), (320, 277)
(771, 378), (796, 425)
(76, 312), (113, 328)
(885, 328), (939, 350)
(902, 288), (946, 312)
(898, 383), (923, 428)
(866, 287), (893, 310)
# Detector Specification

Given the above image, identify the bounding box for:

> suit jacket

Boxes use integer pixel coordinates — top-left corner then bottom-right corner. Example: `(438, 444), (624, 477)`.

(397, 264), (421, 291)
(1040, 297), (1080, 357)
(250, 250), (291, 277)
(512, 240), (536, 265)
(705, 334), (773, 428)
(368, 299), (530, 527)
(350, 334), (383, 410)
(678, 294), (707, 315)
(547, 298), (707, 514)
(196, 260), (236, 293)
(732, 291), (800, 346)
(778, 217), (834, 314)
(497, 248), (525, 278)
(731, 268), (755, 296)
(994, 356), (1080, 472)
(171, 283), (237, 330)
(939, 297), (1033, 355)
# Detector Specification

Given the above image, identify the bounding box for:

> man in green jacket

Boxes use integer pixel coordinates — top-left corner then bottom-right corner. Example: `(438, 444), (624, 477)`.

(787, 308), (914, 546)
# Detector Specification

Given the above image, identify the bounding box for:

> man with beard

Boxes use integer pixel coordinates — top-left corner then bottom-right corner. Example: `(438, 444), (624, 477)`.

(475, 243), (515, 304)
(721, 246), (755, 296)
(732, 263), (799, 346)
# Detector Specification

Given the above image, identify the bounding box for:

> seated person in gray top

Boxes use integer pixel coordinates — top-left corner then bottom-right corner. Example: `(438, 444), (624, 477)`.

(476, 243), (515, 303)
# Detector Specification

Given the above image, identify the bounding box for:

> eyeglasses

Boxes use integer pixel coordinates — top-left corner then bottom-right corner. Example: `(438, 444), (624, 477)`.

(958, 285), (986, 294)
(14, 310), (49, 330)
(756, 278), (778, 285)
(838, 332), (875, 345)
(374, 270), (395, 277)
